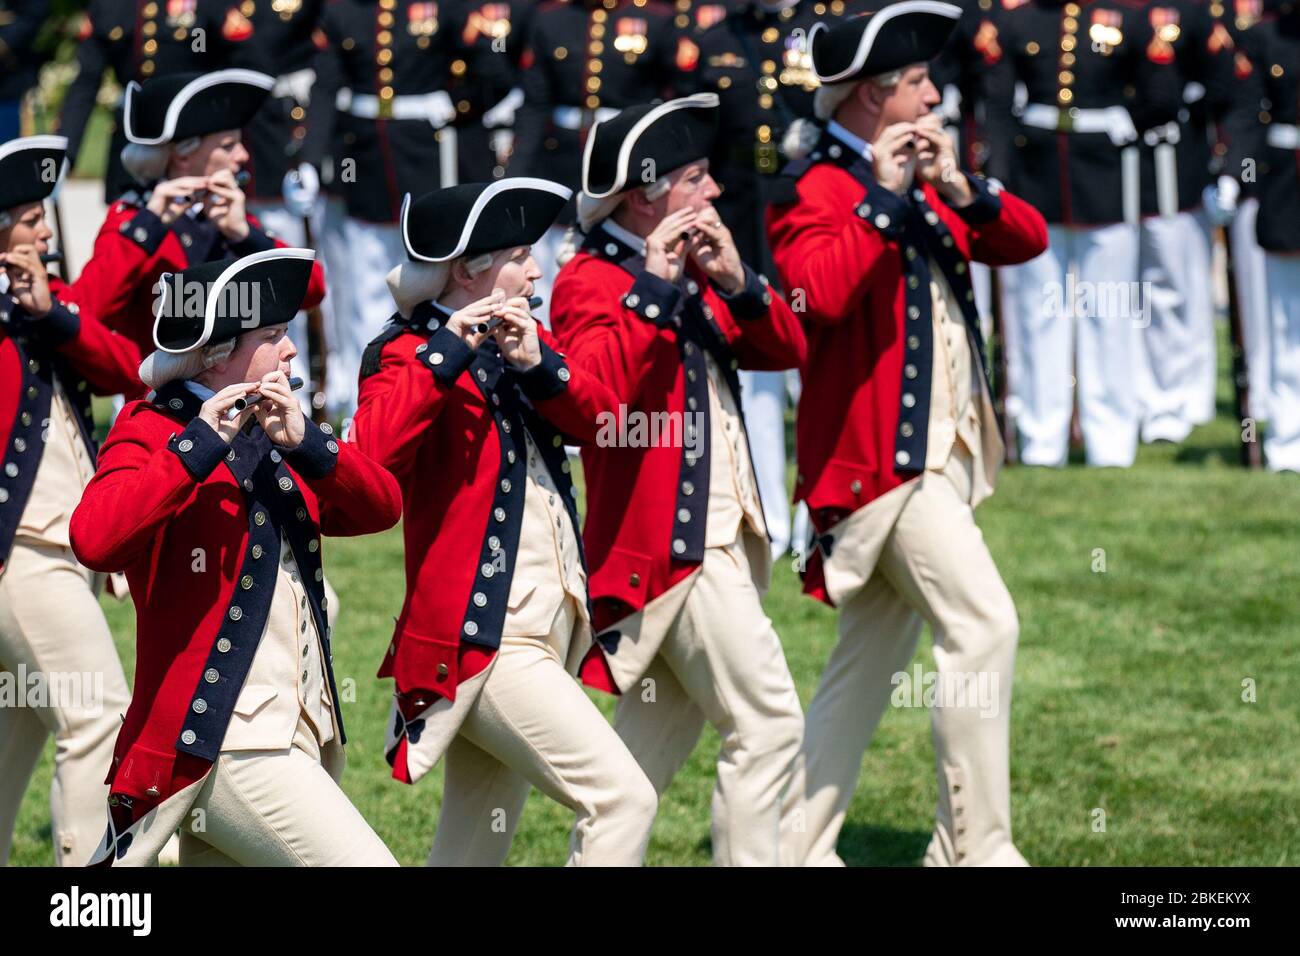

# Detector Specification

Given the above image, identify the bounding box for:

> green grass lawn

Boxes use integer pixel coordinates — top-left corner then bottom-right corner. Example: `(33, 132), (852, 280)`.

(9, 374), (1300, 866)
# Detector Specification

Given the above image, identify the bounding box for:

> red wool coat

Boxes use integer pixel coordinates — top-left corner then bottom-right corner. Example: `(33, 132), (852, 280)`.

(549, 222), (806, 692)
(69, 382), (401, 848)
(765, 128), (1048, 602)
(0, 277), (143, 571)
(72, 196), (328, 360)
(351, 302), (618, 780)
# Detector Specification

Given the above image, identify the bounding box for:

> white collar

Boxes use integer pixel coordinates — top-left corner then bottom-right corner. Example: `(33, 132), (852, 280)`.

(827, 120), (874, 163)
(184, 379), (216, 401)
(601, 217), (648, 256)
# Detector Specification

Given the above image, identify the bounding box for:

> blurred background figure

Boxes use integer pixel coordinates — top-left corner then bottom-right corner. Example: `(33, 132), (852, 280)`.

(1, 1), (50, 140)
(59, 0), (228, 204)
(986, 0), (1182, 468)
(302, 0), (463, 423)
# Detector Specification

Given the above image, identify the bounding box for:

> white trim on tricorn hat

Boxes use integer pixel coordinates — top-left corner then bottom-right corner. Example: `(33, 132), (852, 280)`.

(0, 135), (70, 211)
(581, 92), (720, 201)
(810, 1), (962, 84)
(122, 69), (275, 146)
(152, 247), (316, 354)
(400, 177), (572, 263)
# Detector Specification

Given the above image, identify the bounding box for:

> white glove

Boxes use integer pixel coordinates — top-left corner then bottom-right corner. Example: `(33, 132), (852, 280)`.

(483, 87), (525, 129)
(1202, 175), (1240, 227)
(282, 163), (320, 219)
(428, 90), (457, 128)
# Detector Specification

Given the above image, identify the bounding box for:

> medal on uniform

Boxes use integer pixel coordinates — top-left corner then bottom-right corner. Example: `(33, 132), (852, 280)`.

(614, 18), (649, 59)
(1146, 8), (1179, 64)
(1088, 9), (1123, 55)
(167, 0), (197, 29)
(408, 1), (439, 37)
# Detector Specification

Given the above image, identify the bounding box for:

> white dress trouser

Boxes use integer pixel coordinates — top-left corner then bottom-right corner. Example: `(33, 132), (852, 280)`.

(1262, 252), (1300, 472)
(738, 369), (791, 559)
(247, 201), (320, 414)
(1136, 210), (1217, 442)
(1003, 222), (1141, 467)
(1232, 197), (1273, 420)
(334, 219), (406, 421)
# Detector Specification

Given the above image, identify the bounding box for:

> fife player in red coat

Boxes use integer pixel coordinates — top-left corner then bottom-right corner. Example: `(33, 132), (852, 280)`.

(71, 249), (401, 866)
(766, 2), (1048, 866)
(352, 179), (658, 866)
(70, 69), (327, 368)
(0, 135), (142, 866)
(549, 93), (808, 866)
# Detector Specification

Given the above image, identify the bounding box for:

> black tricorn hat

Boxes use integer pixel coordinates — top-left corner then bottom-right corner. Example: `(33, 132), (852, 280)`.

(582, 93), (720, 200)
(810, 1), (961, 85)
(152, 248), (316, 354)
(401, 178), (572, 262)
(123, 69), (274, 146)
(0, 136), (68, 213)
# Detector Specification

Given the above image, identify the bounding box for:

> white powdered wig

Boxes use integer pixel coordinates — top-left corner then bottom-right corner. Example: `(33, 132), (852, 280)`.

(558, 176), (674, 267)
(121, 136), (201, 186)
(385, 251), (495, 318)
(138, 338), (236, 390)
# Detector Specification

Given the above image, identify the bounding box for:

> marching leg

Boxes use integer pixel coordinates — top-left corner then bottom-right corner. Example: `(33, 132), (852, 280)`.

(428, 734), (533, 867)
(0, 543), (130, 866)
(781, 572), (923, 866)
(657, 536), (804, 866)
(877, 454), (1025, 866)
(450, 601), (658, 866)
(614, 654), (708, 798)
(183, 720), (397, 867)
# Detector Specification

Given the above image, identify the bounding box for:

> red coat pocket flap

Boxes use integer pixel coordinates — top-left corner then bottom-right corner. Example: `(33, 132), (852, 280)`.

(112, 743), (179, 801)
(392, 629), (460, 704)
(589, 545), (653, 614)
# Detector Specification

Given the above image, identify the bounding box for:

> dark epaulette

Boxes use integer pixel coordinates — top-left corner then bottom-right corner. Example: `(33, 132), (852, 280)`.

(359, 315), (420, 381)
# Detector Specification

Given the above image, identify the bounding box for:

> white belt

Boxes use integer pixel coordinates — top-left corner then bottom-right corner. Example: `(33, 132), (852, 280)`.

(1021, 103), (1141, 225)
(551, 105), (619, 130)
(1267, 123), (1300, 150)
(1020, 103), (1138, 145)
(336, 88), (455, 126)
(272, 68), (315, 104)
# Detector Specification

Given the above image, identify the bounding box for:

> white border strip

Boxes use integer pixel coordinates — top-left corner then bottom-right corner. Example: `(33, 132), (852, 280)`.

(582, 93), (720, 200)
(811, 1), (961, 84)
(153, 247), (316, 353)
(124, 69), (275, 146)
(401, 178), (573, 263)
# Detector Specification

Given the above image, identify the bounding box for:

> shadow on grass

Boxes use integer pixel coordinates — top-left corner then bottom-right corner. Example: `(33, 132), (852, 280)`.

(837, 822), (931, 867)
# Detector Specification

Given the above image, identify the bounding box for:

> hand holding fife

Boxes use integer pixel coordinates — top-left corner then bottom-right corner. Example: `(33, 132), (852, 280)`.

(205, 168), (251, 242)
(913, 114), (972, 208)
(871, 122), (920, 196)
(251, 370), (306, 450)
(687, 210), (746, 296)
(446, 290), (502, 349)
(0, 244), (52, 317)
(492, 297), (542, 370)
(644, 207), (698, 285)
(198, 382), (261, 443)
(145, 176), (212, 225)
